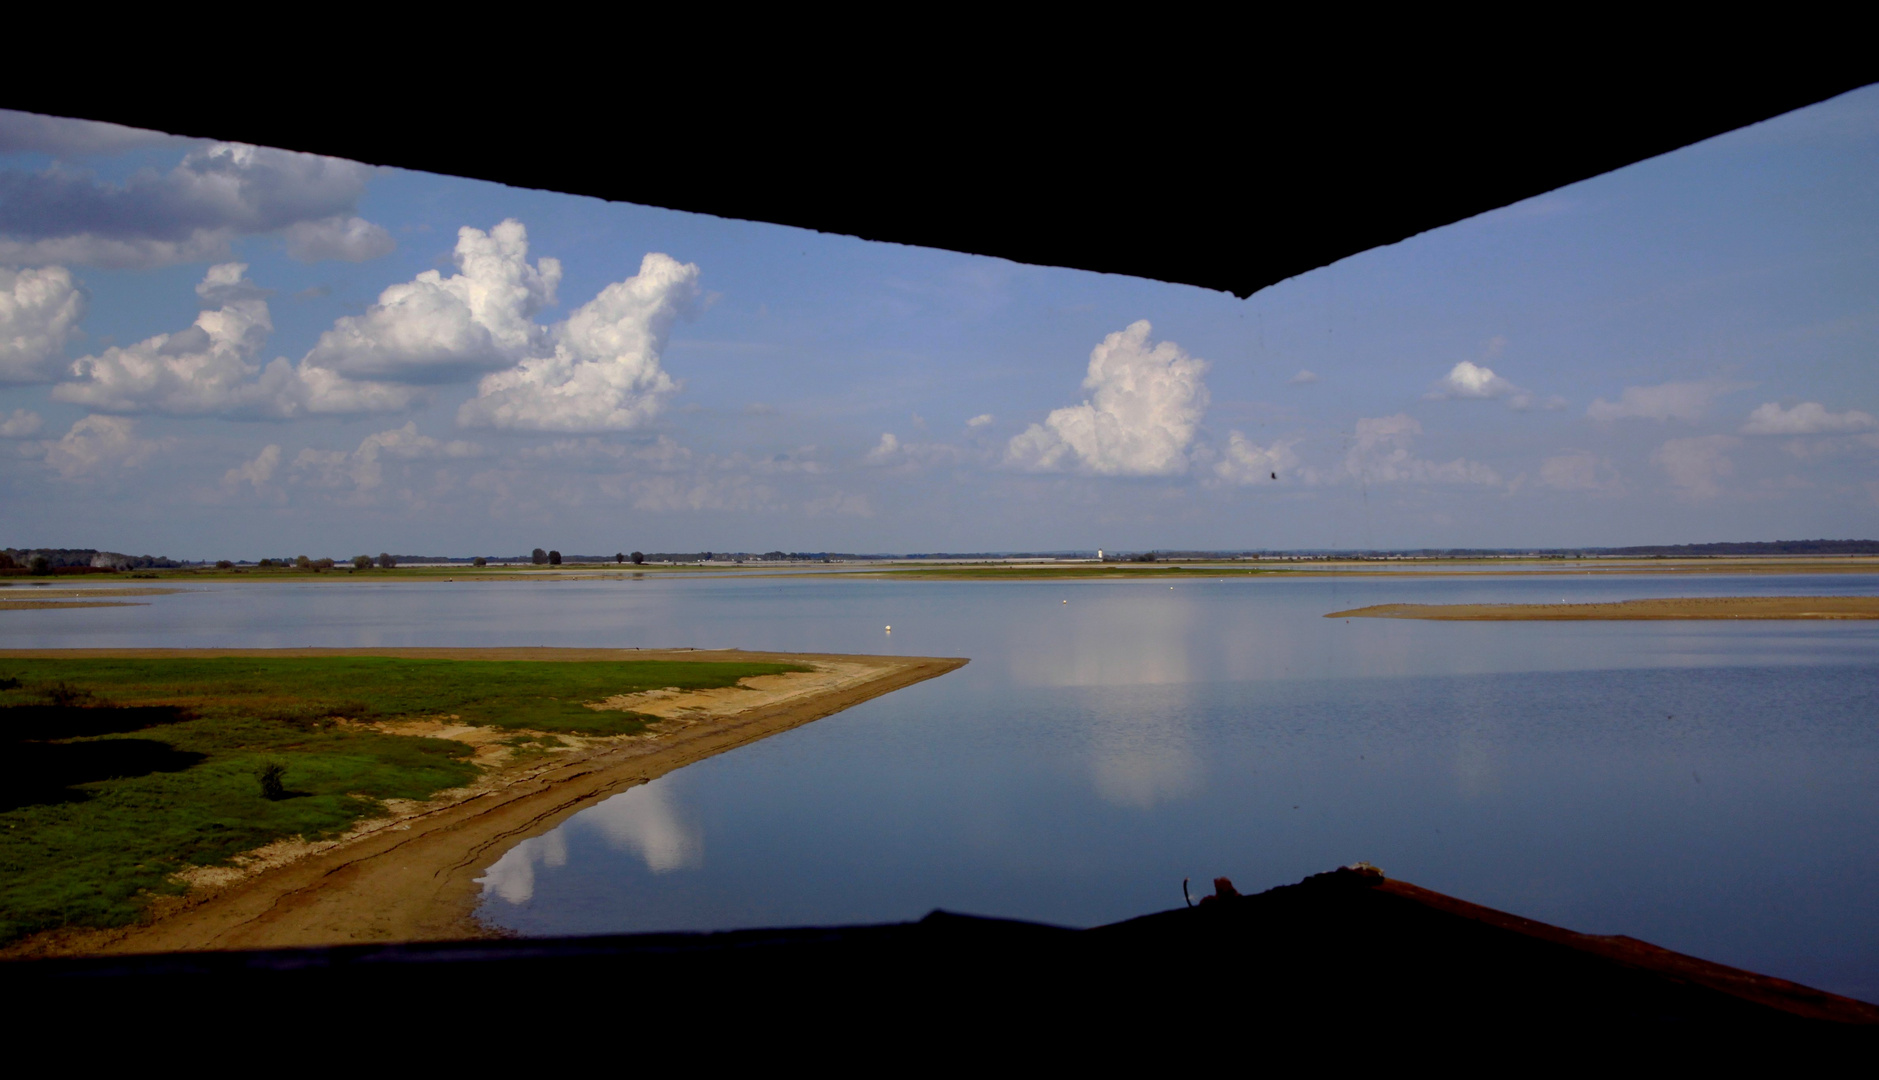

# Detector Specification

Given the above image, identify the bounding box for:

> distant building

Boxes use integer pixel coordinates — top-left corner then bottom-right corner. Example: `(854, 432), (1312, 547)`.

(1097, 549), (1104, 560)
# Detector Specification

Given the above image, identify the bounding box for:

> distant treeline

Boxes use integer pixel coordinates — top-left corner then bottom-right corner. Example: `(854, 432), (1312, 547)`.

(2, 548), (182, 570)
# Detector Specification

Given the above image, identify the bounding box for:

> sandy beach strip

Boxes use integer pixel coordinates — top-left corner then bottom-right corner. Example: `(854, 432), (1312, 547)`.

(1327, 596), (1879, 620)
(0, 587), (181, 610)
(1, 647), (965, 956)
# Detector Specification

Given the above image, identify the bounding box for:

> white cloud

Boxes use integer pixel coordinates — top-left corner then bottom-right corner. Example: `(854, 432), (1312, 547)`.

(1540, 451), (1620, 492)
(1428, 360), (1554, 410)
(1343, 414), (1501, 486)
(966, 413), (994, 427)
(306, 220), (561, 381)
(0, 408), (42, 438)
(1434, 360), (1515, 399)
(282, 215), (395, 263)
(1, 265), (84, 382)
(293, 422), (479, 491)
(1005, 320), (1209, 476)
(223, 444), (281, 492)
(1287, 369), (1319, 386)
(458, 251), (698, 432)
(1587, 381), (1730, 422)
(53, 263), (415, 418)
(0, 141), (390, 269)
(1213, 432), (1300, 485)
(39, 415), (164, 479)
(1653, 435), (1738, 498)
(0, 110), (171, 156)
(863, 432), (901, 464)
(1741, 401), (1877, 435)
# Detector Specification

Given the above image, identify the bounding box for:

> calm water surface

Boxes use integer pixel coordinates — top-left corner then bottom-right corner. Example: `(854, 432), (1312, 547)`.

(9, 570), (1878, 1000)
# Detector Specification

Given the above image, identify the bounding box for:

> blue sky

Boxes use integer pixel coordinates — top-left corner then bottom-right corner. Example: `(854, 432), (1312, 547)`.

(3, 89), (1876, 557)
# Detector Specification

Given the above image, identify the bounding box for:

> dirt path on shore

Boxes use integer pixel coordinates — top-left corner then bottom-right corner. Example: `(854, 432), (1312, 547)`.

(2, 648), (964, 957)
(1327, 596), (1879, 620)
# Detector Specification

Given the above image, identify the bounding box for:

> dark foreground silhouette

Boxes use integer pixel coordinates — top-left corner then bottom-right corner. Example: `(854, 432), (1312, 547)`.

(7, 865), (1873, 1047)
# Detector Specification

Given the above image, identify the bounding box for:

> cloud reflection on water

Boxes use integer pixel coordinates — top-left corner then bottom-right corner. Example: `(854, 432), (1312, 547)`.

(478, 778), (702, 905)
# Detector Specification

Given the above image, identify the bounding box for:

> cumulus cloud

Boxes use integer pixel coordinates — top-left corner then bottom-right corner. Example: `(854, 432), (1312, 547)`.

(1213, 432), (1300, 485)
(966, 413), (994, 427)
(1427, 360), (1558, 410)
(281, 216), (396, 263)
(306, 221), (561, 381)
(1587, 381), (1730, 422)
(1006, 320), (1209, 476)
(1653, 435), (1738, 498)
(53, 263), (414, 417)
(293, 422), (479, 490)
(0, 141), (390, 268)
(1540, 451), (1620, 492)
(0, 110), (169, 156)
(458, 251), (698, 432)
(39, 415), (164, 479)
(1, 265), (85, 382)
(223, 444), (281, 492)
(0, 408), (42, 437)
(1343, 414), (1501, 486)
(1741, 401), (1876, 436)
(1433, 360), (1517, 399)
(1287, 369), (1319, 386)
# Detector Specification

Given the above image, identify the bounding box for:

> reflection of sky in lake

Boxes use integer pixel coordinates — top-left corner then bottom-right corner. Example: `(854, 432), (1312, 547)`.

(10, 569), (1879, 1001)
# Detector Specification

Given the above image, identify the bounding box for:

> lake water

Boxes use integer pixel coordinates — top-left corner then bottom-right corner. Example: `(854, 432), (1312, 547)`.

(8, 569), (1878, 1001)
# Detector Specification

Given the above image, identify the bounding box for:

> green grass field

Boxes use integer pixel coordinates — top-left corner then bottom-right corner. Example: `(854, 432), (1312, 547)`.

(0, 656), (805, 946)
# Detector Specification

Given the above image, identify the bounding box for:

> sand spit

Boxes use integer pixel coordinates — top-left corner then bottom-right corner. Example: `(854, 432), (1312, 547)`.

(0, 586), (182, 610)
(1327, 596), (1879, 621)
(1, 648), (965, 957)
(0, 600), (147, 610)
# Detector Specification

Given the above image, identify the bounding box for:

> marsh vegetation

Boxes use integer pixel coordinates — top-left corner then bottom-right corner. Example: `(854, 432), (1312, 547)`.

(0, 655), (805, 946)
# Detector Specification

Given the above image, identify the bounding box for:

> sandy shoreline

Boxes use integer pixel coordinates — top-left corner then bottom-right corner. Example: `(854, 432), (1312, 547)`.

(1327, 596), (1879, 620)
(1, 647), (965, 957)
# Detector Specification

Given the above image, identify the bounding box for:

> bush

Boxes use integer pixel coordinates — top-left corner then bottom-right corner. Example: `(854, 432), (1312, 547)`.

(631, 551), (644, 565)
(548, 550), (562, 565)
(257, 762), (287, 800)
(29, 555), (51, 575)
(473, 557), (487, 567)
(215, 560), (234, 569)
(313, 558), (334, 570)
(377, 552), (397, 569)
(531, 548), (547, 565)
(295, 555), (312, 569)
(352, 555), (373, 570)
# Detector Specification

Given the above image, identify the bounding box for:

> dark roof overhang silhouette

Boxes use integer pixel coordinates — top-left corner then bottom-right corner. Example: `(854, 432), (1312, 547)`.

(9, 34), (1871, 298)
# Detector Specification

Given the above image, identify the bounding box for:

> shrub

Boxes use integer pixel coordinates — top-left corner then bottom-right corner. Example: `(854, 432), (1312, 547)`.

(548, 550), (562, 566)
(29, 555), (51, 575)
(295, 555), (312, 569)
(531, 548), (547, 565)
(313, 558), (334, 570)
(631, 552), (644, 565)
(257, 762), (287, 800)
(215, 560), (234, 569)
(377, 552), (397, 569)
(473, 557), (487, 567)
(352, 555), (373, 570)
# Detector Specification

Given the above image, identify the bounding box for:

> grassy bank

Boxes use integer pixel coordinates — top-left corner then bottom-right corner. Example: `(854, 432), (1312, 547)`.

(0, 655), (805, 945)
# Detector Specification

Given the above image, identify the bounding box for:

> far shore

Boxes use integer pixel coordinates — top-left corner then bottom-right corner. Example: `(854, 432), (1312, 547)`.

(1327, 596), (1879, 620)
(1, 647), (965, 958)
